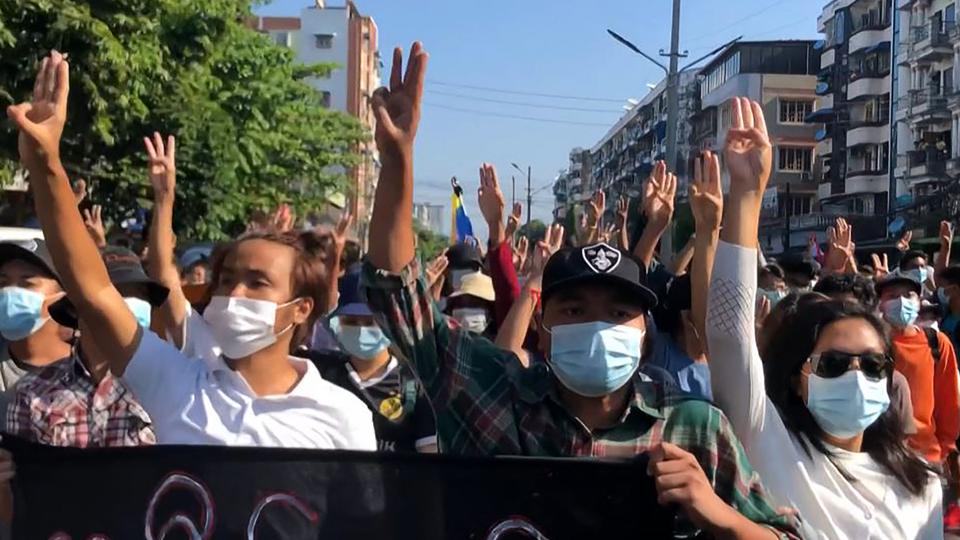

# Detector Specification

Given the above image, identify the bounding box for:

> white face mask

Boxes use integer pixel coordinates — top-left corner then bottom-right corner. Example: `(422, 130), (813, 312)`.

(202, 296), (299, 359)
(452, 307), (489, 333)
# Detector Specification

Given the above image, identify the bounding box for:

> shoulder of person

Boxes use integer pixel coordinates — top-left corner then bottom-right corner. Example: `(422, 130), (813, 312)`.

(295, 348), (350, 372)
(10, 357), (73, 398)
(658, 389), (728, 436)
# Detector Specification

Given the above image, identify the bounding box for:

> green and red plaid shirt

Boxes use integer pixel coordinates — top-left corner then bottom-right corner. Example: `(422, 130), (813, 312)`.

(362, 258), (798, 537)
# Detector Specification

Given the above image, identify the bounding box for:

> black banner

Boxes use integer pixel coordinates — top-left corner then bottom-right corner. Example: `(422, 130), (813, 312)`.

(1, 436), (688, 539)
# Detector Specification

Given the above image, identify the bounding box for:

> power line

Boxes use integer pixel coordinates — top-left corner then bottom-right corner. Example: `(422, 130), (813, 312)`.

(424, 102), (616, 127)
(426, 80), (625, 103)
(427, 90), (623, 114)
(683, 0), (792, 46)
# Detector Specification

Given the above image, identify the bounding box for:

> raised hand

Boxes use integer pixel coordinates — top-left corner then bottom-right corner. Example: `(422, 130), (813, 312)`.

(689, 152), (722, 232)
(477, 163), (506, 244)
(871, 253), (890, 279)
(322, 209), (354, 265)
(514, 236), (529, 274)
(529, 224), (564, 279)
(72, 178), (87, 206)
(643, 161), (677, 228)
(616, 195), (630, 229)
(83, 204), (107, 248)
(825, 218), (855, 273)
(7, 51), (69, 170)
(271, 203), (295, 233)
(505, 202), (522, 241)
(601, 222), (618, 243)
(896, 230), (912, 253)
(724, 97), (772, 197)
(371, 42), (429, 162)
(144, 132), (176, 198)
(586, 190), (605, 229)
(941, 221), (954, 247)
(425, 252), (448, 289)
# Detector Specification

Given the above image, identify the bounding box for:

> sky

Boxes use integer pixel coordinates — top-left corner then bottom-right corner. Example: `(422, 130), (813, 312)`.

(255, 0), (825, 239)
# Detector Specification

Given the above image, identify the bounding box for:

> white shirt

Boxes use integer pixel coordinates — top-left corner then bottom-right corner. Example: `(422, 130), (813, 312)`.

(706, 241), (942, 540)
(174, 305), (221, 366)
(123, 329), (377, 450)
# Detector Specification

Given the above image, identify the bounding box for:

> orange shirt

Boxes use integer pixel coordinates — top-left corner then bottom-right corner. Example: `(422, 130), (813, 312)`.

(892, 328), (960, 463)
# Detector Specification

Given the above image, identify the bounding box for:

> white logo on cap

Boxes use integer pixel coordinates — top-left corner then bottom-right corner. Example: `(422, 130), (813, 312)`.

(582, 242), (621, 274)
(11, 239), (38, 252)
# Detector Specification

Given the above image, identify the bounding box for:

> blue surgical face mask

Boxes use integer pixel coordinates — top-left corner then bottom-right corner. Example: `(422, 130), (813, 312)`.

(904, 267), (929, 285)
(880, 296), (919, 328)
(546, 321), (644, 397)
(758, 288), (787, 308)
(336, 323), (391, 360)
(0, 287), (52, 341)
(806, 370), (890, 439)
(939, 286), (952, 306)
(124, 297), (152, 328)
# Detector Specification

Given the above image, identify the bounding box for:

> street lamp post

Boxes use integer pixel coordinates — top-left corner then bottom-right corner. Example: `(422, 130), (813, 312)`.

(608, 5), (741, 260)
(511, 162), (532, 225)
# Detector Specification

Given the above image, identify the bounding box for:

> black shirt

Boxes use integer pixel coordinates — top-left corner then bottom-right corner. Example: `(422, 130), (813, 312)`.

(303, 350), (436, 453)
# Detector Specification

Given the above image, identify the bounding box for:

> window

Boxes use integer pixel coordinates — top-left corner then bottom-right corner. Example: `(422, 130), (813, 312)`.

(273, 32), (289, 47)
(778, 146), (813, 172)
(315, 33), (334, 49)
(777, 194), (813, 217)
(946, 68), (955, 94)
(779, 99), (813, 124)
(321, 91), (332, 108)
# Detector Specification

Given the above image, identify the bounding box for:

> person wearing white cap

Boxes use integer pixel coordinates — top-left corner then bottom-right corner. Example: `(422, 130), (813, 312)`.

(443, 271), (496, 337)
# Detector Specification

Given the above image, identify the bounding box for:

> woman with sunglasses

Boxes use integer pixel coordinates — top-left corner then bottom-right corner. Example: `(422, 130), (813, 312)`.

(704, 97), (940, 538)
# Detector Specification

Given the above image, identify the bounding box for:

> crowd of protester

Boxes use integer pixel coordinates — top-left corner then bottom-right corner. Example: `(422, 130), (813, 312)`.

(0, 44), (957, 538)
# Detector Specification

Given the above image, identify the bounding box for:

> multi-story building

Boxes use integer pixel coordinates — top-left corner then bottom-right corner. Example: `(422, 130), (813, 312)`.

(589, 72), (700, 224)
(253, 1), (381, 238)
(691, 40), (821, 255)
(413, 203), (445, 236)
(893, 0), (960, 240)
(811, 0), (892, 249)
(553, 148), (592, 220)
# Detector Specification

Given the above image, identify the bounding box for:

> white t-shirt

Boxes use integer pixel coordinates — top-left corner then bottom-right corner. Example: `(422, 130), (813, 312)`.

(123, 329), (377, 450)
(174, 305), (221, 366)
(706, 241), (943, 540)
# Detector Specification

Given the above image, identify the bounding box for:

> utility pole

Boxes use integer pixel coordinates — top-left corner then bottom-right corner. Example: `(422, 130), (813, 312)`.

(526, 166), (532, 225)
(511, 175), (516, 207)
(661, 0), (682, 260)
(784, 182), (792, 252)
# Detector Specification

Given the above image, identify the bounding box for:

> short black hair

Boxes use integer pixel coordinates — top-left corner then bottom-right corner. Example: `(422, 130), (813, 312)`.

(942, 266), (960, 287)
(900, 250), (927, 269)
(813, 273), (878, 308)
(759, 264), (785, 281)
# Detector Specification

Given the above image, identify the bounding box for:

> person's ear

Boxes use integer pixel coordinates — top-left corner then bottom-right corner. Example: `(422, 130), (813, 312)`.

(292, 297), (314, 326)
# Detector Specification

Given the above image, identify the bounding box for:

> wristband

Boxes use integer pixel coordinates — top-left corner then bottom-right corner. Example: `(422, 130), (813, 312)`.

(528, 288), (542, 310)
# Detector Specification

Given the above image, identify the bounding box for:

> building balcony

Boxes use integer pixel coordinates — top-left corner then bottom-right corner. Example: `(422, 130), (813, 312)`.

(816, 139), (832, 157)
(910, 23), (954, 63)
(821, 48), (836, 68)
(846, 122), (890, 146)
(907, 89), (951, 124)
(847, 73), (890, 100)
(906, 149), (948, 179)
(849, 28), (890, 55)
(818, 182), (832, 199)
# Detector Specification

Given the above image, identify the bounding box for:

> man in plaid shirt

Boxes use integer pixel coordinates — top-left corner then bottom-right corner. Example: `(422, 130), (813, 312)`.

(5, 246), (167, 448)
(362, 43), (799, 538)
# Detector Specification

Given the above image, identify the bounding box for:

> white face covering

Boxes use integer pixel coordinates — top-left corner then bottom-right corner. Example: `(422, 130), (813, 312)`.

(202, 296), (299, 359)
(452, 307), (489, 334)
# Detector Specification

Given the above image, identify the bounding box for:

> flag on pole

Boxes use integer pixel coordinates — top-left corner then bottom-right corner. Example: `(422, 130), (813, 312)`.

(450, 177), (474, 244)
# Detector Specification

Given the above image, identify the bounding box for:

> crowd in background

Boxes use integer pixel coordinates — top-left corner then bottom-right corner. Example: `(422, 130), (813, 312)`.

(0, 43), (956, 539)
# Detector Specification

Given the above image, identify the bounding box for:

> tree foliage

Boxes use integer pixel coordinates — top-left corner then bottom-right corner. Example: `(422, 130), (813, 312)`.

(0, 0), (366, 240)
(413, 220), (449, 261)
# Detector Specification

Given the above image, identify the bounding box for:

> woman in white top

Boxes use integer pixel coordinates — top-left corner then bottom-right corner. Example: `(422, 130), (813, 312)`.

(694, 97), (942, 539)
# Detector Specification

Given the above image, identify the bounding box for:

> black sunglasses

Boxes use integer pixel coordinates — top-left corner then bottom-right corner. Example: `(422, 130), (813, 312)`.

(808, 350), (892, 382)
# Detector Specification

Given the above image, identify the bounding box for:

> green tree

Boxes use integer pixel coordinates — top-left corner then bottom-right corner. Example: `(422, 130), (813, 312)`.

(413, 220), (449, 261)
(517, 219), (547, 244)
(0, 0), (366, 240)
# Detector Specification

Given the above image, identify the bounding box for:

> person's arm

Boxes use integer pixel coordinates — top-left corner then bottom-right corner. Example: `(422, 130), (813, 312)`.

(670, 235), (696, 276)
(144, 133), (191, 350)
(633, 161), (676, 269)
(583, 191), (604, 245)
(319, 210), (353, 314)
(478, 163), (520, 327)
(707, 97), (775, 443)
(690, 152), (722, 348)
(934, 334), (960, 461)
(494, 224), (563, 366)
(938, 221), (953, 277)
(8, 52), (140, 375)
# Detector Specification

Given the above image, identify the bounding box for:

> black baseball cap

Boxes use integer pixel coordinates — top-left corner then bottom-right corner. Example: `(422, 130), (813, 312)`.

(542, 241), (658, 310)
(875, 269), (923, 296)
(0, 239), (59, 281)
(49, 246), (169, 328)
(446, 242), (483, 270)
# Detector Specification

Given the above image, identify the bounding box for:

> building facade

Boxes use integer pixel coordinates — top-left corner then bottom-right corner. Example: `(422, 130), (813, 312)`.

(693, 41), (821, 255)
(413, 203), (445, 236)
(253, 1), (381, 238)
(553, 148), (592, 221)
(893, 0), (960, 241)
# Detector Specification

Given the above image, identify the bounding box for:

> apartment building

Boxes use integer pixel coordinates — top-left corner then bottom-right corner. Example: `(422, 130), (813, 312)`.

(588, 72), (700, 224)
(811, 0), (892, 248)
(692, 40), (821, 255)
(413, 202), (445, 236)
(253, 1), (381, 238)
(553, 148), (592, 220)
(894, 0), (960, 240)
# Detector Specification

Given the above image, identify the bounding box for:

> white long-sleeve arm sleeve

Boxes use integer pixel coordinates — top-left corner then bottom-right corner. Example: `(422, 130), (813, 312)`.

(706, 241), (771, 448)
